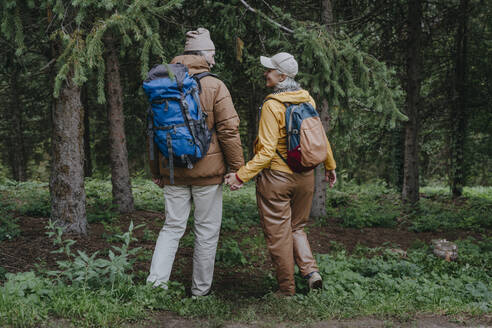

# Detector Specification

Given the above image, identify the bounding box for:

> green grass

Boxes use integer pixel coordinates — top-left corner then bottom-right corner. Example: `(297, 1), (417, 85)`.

(2, 177), (489, 233)
(0, 206), (20, 241)
(323, 181), (492, 231)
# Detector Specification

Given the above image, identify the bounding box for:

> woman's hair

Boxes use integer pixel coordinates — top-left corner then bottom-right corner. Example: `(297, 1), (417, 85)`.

(183, 50), (206, 56)
(274, 71), (301, 92)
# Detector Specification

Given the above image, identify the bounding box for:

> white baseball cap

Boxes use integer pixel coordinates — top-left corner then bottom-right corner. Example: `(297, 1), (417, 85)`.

(260, 52), (298, 78)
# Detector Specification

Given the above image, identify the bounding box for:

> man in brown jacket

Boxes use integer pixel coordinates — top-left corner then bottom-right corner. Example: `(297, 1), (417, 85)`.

(147, 28), (244, 296)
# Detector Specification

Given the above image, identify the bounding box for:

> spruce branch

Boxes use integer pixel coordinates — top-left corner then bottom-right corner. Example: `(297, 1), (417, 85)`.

(239, 0), (294, 34)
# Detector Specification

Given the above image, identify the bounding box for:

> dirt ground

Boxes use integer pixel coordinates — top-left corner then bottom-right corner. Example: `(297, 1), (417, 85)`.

(43, 311), (491, 328)
(126, 311), (492, 328)
(1, 211), (487, 277)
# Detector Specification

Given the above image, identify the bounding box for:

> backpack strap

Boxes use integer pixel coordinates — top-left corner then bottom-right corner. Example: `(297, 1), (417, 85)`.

(166, 134), (175, 185)
(192, 72), (218, 94)
(276, 149), (289, 166)
(147, 105), (160, 175)
(191, 73), (217, 136)
(262, 98), (292, 165)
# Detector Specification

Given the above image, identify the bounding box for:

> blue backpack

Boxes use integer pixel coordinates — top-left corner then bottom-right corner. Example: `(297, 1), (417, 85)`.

(143, 64), (214, 184)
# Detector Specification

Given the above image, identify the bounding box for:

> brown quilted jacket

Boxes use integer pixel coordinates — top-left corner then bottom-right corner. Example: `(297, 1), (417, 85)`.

(148, 55), (244, 186)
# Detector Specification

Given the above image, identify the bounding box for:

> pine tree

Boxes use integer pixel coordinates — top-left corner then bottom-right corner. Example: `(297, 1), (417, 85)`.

(1, 0), (183, 233)
(311, 0), (335, 219)
(104, 33), (134, 213)
(83, 0), (183, 213)
(402, 0), (422, 205)
(449, 0), (470, 198)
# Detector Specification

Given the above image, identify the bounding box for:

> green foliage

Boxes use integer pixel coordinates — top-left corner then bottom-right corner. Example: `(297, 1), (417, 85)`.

(0, 178), (491, 326)
(228, 241), (492, 322)
(0, 180), (50, 217)
(324, 180), (400, 228)
(288, 244), (492, 318)
(0, 208), (20, 241)
(45, 219), (143, 289)
(294, 28), (405, 127)
(216, 238), (247, 267)
(83, 0), (184, 102)
(131, 177), (165, 212)
(0, 266), (6, 280)
(0, 271), (51, 325)
(409, 203), (489, 233)
(0, 1), (26, 55)
(216, 1), (405, 127)
(1, 0), (184, 100)
(240, 233), (267, 265)
(409, 190), (492, 232)
(0, 271), (182, 327)
(222, 183), (258, 231)
(0, 219), (162, 327)
(1, 179), (490, 237)
(340, 203), (399, 228)
(322, 180), (492, 231)
(180, 231), (195, 248)
(0, 218), (232, 327)
(142, 227), (157, 242)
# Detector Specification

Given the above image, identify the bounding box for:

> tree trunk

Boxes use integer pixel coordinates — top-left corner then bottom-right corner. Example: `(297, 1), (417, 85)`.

(402, 0), (422, 204)
(310, 0), (334, 218)
(8, 70), (28, 181)
(450, 0), (469, 198)
(247, 84), (259, 160)
(49, 76), (87, 234)
(393, 126), (405, 192)
(82, 85), (93, 177)
(311, 99), (331, 218)
(321, 0), (334, 34)
(105, 35), (134, 213)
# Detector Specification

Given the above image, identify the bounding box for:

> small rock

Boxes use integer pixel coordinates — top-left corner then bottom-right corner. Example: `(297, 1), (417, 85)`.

(432, 239), (458, 261)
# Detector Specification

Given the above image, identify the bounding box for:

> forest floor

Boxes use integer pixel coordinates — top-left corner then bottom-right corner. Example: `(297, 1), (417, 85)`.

(40, 311), (492, 328)
(1, 210), (488, 290)
(0, 179), (491, 327)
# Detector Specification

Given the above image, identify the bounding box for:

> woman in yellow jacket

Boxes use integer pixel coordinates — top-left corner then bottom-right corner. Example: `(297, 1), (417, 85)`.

(225, 52), (337, 296)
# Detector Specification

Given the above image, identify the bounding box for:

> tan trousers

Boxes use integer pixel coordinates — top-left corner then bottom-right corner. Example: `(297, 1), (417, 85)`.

(256, 169), (318, 295)
(147, 184), (222, 296)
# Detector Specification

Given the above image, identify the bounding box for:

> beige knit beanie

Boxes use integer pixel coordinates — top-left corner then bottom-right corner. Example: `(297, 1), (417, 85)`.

(184, 28), (215, 52)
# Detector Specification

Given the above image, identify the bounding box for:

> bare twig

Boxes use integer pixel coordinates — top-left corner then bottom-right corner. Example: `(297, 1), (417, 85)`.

(239, 0), (294, 34)
(39, 58), (56, 72)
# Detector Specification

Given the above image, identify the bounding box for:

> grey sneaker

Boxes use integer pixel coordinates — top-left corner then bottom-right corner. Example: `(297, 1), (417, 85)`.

(308, 272), (322, 290)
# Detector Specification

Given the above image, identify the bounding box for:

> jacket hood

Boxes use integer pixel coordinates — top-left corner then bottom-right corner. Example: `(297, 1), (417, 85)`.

(266, 89), (312, 104)
(171, 55), (210, 75)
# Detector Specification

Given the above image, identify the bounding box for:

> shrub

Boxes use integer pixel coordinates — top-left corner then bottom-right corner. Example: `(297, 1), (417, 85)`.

(216, 238), (247, 267)
(340, 201), (399, 228)
(45, 220), (143, 289)
(0, 213), (20, 241)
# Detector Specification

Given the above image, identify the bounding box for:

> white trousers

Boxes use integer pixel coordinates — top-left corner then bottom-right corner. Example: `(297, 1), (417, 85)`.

(147, 184), (223, 296)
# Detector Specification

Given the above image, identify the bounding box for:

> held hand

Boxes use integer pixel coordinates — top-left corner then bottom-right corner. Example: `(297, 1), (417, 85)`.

(324, 170), (337, 188)
(152, 177), (164, 188)
(224, 173), (243, 191)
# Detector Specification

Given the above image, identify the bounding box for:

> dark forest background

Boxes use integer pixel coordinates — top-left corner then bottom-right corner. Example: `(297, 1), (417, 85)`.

(0, 0), (491, 231)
